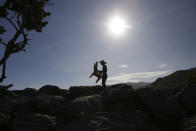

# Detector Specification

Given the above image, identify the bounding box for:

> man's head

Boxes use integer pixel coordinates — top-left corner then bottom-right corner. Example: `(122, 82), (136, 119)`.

(99, 60), (107, 65)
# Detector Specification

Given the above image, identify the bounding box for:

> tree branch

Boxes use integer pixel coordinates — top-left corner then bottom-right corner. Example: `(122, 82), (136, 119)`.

(17, 14), (21, 28)
(0, 84), (13, 90)
(0, 30), (21, 66)
(10, 12), (17, 20)
(12, 31), (29, 53)
(0, 41), (6, 46)
(16, 39), (31, 45)
(5, 17), (19, 31)
(15, 41), (24, 45)
(0, 61), (7, 83)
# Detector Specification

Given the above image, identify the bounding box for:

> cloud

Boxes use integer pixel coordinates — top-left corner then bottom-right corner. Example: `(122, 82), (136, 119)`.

(118, 64), (128, 68)
(108, 70), (172, 84)
(157, 63), (170, 69)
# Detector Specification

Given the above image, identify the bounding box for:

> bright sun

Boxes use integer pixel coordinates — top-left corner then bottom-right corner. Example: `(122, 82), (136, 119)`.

(108, 15), (131, 36)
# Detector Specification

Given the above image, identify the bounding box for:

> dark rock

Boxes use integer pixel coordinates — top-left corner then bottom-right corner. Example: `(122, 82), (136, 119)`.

(88, 111), (158, 131)
(182, 116), (196, 131)
(0, 113), (11, 131)
(12, 113), (56, 131)
(38, 85), (68, 97)
(68, 95), (103, 117)
(57, 110), (158, 131)
(0, 84), (13, 90)
(0, 95), (36, 114)
(13, 88), (37, 96)
(1, 67), (196, 131)
(0, 89), (16, 98)
(0, 96), (18, 113)
(136, 87), (187, 121)
(68, 86), (103, 99)
(57, 116), (91, 131)
(88, 114), (112, 131)
(103, 84), (135, 111)
(178, 84), (196, 114)
(57, 112), (111, 131)
(107, 111), (153, 131)
(11, 98), (37, 114)
(103, 84), (134, 103)
(34, 94), (68, 116)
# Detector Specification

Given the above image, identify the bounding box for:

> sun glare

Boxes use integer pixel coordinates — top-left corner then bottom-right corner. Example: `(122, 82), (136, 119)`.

(108, 15), (131, 36)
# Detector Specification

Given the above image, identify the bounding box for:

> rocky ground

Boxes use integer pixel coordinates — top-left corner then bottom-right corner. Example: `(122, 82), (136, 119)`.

(0, 68), (196, 131)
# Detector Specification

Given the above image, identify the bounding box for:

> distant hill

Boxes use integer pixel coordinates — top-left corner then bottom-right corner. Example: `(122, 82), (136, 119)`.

(150, 67), (196, 90)
(124, 82), (150, 89)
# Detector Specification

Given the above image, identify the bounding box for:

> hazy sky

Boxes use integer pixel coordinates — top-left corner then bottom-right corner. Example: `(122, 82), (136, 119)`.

(1, 0), (196, 89)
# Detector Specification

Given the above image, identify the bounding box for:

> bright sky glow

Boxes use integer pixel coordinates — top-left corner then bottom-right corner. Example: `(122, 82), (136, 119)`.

(108, 15), (131, 35)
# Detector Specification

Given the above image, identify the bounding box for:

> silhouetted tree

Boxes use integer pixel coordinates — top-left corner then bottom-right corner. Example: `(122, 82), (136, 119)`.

(0, 0), (53, 83)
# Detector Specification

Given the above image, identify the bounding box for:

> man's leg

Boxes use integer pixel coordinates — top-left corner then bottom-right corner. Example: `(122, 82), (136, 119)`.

(96, 77), (101, 83)
(102, 75), (107, 88)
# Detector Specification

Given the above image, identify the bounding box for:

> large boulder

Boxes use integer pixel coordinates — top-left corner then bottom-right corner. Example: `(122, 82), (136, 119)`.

(13, 88), (37, 96)
(103, 84), (136, 111)
(0, 88), (36, 114)
(38, 85), (68, 97)
(57, 117), (91, 131)
(57, 111), (158, 131)
(178, 84), (196, 114)
(0, 88), (16, 98)
(0, 96), (35, 114)
(182, 116), (196, 131)
(12, 113), (56, 131)
(57, 112), (111, 131)
(88, 111), (157, 131)
(10, 96), (37, 114)
(108, 111), (153, 131)
(34, 94), (68, 116)
(68, 86), (103, 99)
(68, 95), (103, 117)
(88, 112), (112, 131)
(136, 87), (187, 120)
(0, 113), (11, 131)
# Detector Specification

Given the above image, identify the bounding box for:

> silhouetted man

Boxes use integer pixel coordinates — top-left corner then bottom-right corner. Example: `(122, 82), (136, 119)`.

(99, 60), (107, 87)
